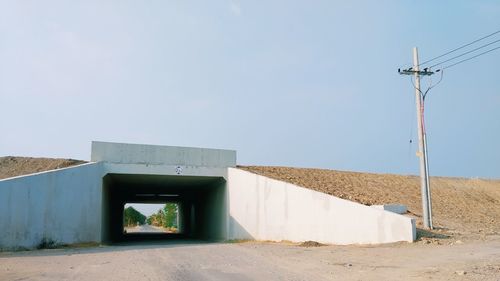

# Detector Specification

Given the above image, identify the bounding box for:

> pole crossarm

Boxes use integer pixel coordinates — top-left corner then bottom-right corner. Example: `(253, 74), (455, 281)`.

(398, 68), (435, 76)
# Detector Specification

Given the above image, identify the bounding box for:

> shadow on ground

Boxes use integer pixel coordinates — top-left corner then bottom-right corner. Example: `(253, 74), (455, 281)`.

(416, 227), (451, 240)
(0, 239), (219, 258)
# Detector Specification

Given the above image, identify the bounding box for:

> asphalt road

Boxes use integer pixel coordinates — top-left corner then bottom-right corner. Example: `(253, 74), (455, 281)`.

(125, 225), (167, 233)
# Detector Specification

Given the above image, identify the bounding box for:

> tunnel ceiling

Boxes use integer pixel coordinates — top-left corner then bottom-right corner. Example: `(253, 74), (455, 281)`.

(105, 173), (225, 200)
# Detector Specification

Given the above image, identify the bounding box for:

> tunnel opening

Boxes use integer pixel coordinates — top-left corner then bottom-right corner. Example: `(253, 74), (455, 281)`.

(123, 202), (180, 235)
(102, 174), (227, 243)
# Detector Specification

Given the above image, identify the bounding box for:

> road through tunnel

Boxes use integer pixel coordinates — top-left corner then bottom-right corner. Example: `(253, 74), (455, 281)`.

(101, 174), (227, 243)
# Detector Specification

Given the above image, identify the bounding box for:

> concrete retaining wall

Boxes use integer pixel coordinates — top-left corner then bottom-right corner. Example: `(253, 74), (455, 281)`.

(91, 141), (236, 167)
(0, 163), (104, 250)
(0, 141), (417, 249)
(227, 168), (416, 244)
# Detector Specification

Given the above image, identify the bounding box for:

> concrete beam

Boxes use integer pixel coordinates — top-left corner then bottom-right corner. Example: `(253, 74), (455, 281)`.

(103, 163), (228, 179)
(91, 141), (236, 168)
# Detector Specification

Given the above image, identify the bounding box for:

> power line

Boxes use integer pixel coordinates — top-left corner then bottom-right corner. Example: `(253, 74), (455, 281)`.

(429, 38), (500, 69)
(410, 69), (443, 100)
(400, 38), (500, 74)
(419, 29), (500, 66)
(398, 39), (499, 229)
(436, 45), (500, 71)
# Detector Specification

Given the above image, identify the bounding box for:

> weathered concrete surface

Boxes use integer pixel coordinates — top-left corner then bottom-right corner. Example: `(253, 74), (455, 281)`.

(0, 163), (104, 250)
(104, 162), (228, 179)
(91, 141), (236, 167)
(227, 168), (416, 244)
(372, 204), (408, 214)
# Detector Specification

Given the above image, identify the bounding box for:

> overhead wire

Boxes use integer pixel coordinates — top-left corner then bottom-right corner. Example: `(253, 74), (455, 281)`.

(436, 45), (500, 71)
(419, 29), (500, 67)
(410, 70), (444, 101)
(407, 70), (444, 143)
(429, 38), (500, 69)
(400, 30), (499, 160)
(422, 70), (444, 100)
(399, 30), (500, 189)
(400, 29), (500, 70)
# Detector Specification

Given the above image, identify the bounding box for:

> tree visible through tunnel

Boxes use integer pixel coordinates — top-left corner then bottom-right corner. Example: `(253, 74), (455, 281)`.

(123, 203), (179, 234)
(102, 174), (227, 243)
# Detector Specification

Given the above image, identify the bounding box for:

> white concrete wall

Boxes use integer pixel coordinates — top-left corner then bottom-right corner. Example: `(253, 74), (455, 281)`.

(0, 163), (104, 250)
(227, 168), (416, 245)
(91, 141), (236, 167)
(103, 163), (228, 179)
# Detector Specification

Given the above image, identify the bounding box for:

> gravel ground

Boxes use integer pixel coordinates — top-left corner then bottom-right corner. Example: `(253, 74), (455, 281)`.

(1, 239), (499, 281)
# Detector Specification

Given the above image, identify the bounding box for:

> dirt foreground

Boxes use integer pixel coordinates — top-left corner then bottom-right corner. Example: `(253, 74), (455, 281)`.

(1, 239), (499, 281)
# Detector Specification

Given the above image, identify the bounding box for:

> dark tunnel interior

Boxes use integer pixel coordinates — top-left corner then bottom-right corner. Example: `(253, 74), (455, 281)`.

(101, 173), (227, 243)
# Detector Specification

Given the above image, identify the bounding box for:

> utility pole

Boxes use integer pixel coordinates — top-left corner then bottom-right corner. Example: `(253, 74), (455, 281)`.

(398, 47), (434, 229)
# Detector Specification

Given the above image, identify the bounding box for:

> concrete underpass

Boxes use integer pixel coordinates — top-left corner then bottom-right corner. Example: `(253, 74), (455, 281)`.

(102, 174), (227, 243)
(0, 141), (416, 250)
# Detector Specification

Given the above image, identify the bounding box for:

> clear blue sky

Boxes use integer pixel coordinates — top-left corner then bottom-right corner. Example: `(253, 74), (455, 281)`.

(125, 203), (164, 217)
(1, 1), (499, 178)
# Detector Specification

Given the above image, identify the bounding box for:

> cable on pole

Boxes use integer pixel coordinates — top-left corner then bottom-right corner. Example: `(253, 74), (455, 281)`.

(429, 38), (500, 69)
(419, 29), (500, 66)
(409, 69), (443, 101)
(399, 29), (500, 70)
(436, 45), (500, 72)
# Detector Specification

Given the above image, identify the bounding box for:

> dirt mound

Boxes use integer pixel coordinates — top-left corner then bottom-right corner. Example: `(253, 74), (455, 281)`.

(0, 156), (86, 180)
(238, 166), (500, 240)
(299, 241), (325, 247)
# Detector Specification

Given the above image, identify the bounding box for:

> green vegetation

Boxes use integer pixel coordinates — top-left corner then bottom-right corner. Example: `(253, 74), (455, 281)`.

(146, 209), (165, 226)
(146, 203), (178, 229)
(123, 206), (146, 227)
(163, 203), (177, 228)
